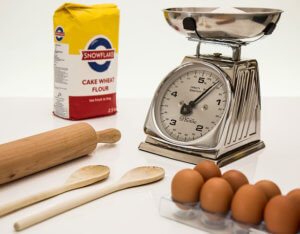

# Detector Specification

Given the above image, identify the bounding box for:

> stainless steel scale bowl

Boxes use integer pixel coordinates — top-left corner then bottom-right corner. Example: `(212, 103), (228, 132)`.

(139, 7), (283, 167)
(164, 7), (282, 42)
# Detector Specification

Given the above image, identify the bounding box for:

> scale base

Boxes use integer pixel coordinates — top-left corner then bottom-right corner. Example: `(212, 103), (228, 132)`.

(139, 137), (265, 167)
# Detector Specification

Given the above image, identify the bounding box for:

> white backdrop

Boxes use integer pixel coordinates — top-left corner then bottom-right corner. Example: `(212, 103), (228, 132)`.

(0, 0), (299, 98)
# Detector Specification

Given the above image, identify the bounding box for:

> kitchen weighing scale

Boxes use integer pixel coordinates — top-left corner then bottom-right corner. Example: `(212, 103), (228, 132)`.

(139, 7), (282, 167)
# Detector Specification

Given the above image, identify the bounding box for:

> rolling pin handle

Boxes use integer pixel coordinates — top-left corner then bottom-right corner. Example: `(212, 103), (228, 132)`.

(96, 128), (121, 143)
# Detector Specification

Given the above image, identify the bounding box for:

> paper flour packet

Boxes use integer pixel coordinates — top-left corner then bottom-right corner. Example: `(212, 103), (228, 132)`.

(53, 3), (119, 120)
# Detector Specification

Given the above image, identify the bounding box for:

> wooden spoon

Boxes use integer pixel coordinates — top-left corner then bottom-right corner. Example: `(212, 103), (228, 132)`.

(14, 166), (165, 231)
(0, 165), (110, 217)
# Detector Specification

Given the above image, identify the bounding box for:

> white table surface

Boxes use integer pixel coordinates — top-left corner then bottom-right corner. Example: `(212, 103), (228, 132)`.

(0, 97), (299, 234)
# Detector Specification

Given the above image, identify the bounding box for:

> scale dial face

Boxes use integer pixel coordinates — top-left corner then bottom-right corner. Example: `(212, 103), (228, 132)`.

(154, 62), (230, 143)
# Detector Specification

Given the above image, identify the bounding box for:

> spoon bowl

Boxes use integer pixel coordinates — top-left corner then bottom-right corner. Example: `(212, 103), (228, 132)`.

(119, 166), (165, 187)
(65, 165), (110, 189)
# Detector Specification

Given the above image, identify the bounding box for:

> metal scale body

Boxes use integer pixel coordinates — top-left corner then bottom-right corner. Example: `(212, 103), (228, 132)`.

(139, 8), (282, 167)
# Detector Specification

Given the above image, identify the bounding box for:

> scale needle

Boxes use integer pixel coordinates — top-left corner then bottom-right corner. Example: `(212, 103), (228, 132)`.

(180, 81), (220, 115)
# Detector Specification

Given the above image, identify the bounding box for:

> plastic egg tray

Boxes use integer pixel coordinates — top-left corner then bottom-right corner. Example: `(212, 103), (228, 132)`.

(159, 196), (270, 234)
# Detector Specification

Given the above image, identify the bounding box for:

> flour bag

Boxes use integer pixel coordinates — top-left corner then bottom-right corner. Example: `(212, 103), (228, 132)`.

(53, 3), (119, 120)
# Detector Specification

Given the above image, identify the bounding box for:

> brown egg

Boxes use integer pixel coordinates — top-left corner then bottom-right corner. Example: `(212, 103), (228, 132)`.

(264, 195), (299, 234)
(231, 184), (267, 224)
(171, 169), (204, 203)
(200, 177), (233, 213)
(194, 161), (221, 181)
(222, 170), (249, 193)
(287, 188), (300, 230)
(287, 188), (300, 215)
(255, 180), (281, 201)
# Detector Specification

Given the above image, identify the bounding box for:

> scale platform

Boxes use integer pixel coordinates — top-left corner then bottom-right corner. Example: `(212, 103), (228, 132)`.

(139, 137), (265, 167)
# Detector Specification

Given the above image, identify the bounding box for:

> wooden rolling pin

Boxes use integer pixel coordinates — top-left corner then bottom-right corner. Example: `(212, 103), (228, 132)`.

(0, 123), (121, 185)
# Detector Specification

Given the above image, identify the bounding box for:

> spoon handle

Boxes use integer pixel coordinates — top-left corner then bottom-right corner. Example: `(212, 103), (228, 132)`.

(14, 182), (122, 231)
(0, 186), (66, 217)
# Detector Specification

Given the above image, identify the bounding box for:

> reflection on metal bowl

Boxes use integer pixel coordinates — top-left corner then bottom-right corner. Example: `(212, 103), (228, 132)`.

(163, 7), (283, 44)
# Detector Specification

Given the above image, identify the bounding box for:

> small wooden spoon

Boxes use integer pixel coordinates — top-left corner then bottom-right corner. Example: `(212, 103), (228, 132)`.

(0, 165), (110, 217)
(14, 166), (165, 231)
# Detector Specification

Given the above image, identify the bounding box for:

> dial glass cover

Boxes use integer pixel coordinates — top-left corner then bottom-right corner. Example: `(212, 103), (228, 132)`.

(155, 62), (229, 143)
